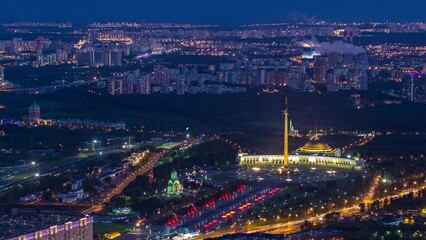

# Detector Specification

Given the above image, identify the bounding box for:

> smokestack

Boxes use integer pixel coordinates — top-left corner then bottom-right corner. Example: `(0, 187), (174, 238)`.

(349, 31), (353, 44)
(343, 31), (348, 44)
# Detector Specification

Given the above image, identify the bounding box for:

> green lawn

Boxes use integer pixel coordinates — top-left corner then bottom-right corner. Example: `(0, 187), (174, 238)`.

(93, 223), (133, 236)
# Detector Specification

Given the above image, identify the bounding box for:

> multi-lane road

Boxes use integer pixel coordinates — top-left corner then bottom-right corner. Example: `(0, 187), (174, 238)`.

(0, 153), (109, 194)
(84, 136), (207, 214)
(195, 185), (426, 239)
(82, 151), (168, 214)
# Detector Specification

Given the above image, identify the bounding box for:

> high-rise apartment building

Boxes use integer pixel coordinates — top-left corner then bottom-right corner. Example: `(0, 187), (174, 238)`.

(176, 77), (186, 95)
(76, 48), (122, 67)
(153, 65), (170, 86)
(108, 79), (123, 95)
(403, 74), (426, 103)
(0, 65), (4, 82)
(28, 102), (41, 123)
(140, 74), (152, 95)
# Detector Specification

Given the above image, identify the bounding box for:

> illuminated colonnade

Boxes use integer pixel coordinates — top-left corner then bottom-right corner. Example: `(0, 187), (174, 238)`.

(238, 154), (364, 170)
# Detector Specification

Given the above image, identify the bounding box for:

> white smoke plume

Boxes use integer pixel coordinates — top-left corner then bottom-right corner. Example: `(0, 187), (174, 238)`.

(299, 37), (366, 55)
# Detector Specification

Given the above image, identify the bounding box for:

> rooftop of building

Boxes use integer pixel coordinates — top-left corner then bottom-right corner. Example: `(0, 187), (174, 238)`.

(297, 139), (337, 154)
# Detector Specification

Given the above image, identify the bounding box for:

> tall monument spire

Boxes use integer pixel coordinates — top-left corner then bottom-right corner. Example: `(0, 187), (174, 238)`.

(313, 124), (318, 140)
(284, 97), (289, 170)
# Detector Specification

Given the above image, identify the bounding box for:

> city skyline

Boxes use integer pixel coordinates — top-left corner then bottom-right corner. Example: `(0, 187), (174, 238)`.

(1, 2), (426, 239)
(2, 0), (426, 24)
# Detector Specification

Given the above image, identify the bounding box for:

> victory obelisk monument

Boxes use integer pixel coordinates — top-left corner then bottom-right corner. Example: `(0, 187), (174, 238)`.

(283, 98), (289, 171)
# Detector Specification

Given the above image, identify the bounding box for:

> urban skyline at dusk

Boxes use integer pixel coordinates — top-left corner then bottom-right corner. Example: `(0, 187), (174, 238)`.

(1, 2), (426, 240)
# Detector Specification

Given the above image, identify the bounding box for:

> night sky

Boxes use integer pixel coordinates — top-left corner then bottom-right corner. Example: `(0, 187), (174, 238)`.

(1, 0), (425, 24)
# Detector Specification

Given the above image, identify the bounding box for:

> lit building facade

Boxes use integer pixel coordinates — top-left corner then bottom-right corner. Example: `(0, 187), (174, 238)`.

(238, 153), (363, 170)
(140, 74), (153, 95)
(76, 48), (122, 67)
(153, 65), (171, 86)
(28, 102), (41, 123)
(9, 217), (93, 240)
(0, 65), (4, 82)
(403, 74), (426, 103)
(107, 79), (123, 95)
(0, 65), (15, 90)
(176, 77), (186, 95)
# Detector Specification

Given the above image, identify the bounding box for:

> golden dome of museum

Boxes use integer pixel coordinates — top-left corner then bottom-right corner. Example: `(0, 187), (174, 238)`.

(296, 140), (337, 155)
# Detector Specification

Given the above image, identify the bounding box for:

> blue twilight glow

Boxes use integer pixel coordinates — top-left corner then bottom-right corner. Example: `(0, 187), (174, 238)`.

(1, 0), (426, 23)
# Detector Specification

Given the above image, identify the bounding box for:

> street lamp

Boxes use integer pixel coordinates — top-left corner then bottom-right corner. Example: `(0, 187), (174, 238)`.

(92, 140), (100, 153)
(32, 162), (39, 177)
